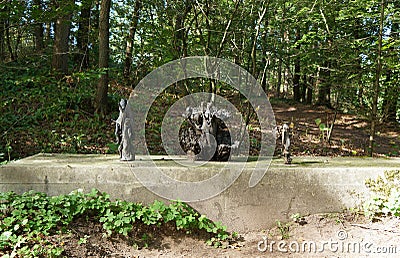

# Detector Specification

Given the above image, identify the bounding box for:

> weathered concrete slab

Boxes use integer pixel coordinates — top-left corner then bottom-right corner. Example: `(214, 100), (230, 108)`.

(1, 153), (399, 232)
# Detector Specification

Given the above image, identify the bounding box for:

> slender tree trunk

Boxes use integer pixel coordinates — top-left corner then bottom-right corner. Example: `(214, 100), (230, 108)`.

(357, 87), (364, 108)
(45, 22), (51, 43)
(0, 13), (4, 62)
(76, 0), (91, 70)
(215, 0), (240, 59)
(123, 0), (141, 78)
(382, 22), (398, 122)
(283, 30), (290, 97)
(293, 29), (301, 102)
(15, 27), (22, 56)
(316, 64), (331, 107)
(300, 74), (307, 102)
(209, 0), (239, 102)
(251, 6), (267, 79)
(306, 86), (313, 104)
(52, 1), (73, 75)
(369, 0), (385, 156)
(5, 17), (15, 61)
(95, 0), (111, 116)
(173, 13), (184, 58)
(317, 82), (331, 107)
(260, 55), (269, 92)
(260, 17), (270, 92)
(276, 59), (282, 97)
(382, 71), (397, 122)
(305, 76), (313, 104)
(33, 0), (44, 53)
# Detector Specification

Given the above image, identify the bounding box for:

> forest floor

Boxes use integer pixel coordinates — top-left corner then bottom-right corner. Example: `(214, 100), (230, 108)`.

(270, 100), (400, 157)
(57, 212), (400, 257)
(3, 79), (399, 160)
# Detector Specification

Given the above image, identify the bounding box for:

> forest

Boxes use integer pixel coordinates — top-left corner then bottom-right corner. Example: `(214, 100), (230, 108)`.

(0, 0), (399, 161)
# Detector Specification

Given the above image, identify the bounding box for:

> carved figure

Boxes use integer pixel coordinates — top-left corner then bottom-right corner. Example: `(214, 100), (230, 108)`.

(115, 99), (135, 161)
(179, 102), (237, 161)
(281, 123), (292, 164)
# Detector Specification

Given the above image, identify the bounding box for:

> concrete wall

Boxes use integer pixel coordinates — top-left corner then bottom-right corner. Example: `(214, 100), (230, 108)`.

(1, 153), (399, 232)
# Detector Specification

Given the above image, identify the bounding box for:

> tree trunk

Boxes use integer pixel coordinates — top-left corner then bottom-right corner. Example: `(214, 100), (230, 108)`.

(251, 6), (267, 80)
(76, 0), (91, 70)
(123, 0), (141, 78)
(369, 0), (385, 156)
(95, 0), (111, 116)
(45, 22), (51, 43)
(317, 82), (331, 107)
(316, 64), (331, 108)
(5, 17), (15, 61)
(293, 29), (301, 102)
(306, 86), (313, 104)
(208, 0), (239, 102)
(52, 1), (73, 75)
(33, 0), (44, 53)
(382, 72), (397, 122)
(382, 21), (398, 122)
(276, 59), (282, 98)
(300, 75), (307, 102)
(0, 13), (4, 62)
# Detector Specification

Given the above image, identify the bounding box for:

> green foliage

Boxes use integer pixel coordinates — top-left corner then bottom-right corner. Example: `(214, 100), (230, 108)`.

(0, 189), (233, 256)
(315, 118), (332, 142)
(276, 220), (290, 240)
(0, 67), (122, 161)
(1, 0), (399, 160)
(363, 170), (400, 218)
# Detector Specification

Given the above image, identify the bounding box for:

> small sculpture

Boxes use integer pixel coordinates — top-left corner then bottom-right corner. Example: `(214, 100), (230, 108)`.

(115, 99), (135, 161)
(281, 123), (292, 164)
(179, 102), (238, 161)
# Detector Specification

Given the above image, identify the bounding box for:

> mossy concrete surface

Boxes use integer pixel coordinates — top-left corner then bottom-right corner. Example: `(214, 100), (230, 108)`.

(1, 153), (399, 232)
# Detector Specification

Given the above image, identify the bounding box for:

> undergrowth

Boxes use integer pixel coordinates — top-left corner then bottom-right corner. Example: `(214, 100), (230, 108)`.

(0, 66), (124, 162)
(363, 170), (400, 218)
(0, 189), (234, 257)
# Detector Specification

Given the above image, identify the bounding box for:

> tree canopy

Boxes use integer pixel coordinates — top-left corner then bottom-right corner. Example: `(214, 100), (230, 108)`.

(0, 0), (399, 158)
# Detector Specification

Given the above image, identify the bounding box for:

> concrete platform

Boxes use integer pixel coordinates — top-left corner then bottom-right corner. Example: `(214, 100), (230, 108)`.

(1, 153), (399, 232)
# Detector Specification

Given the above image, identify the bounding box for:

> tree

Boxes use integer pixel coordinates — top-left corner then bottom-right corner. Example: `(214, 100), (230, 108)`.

(76, 0), (92, 70)
(382, 12), (399, 122)
(293, 28), (301, 102)
(0, 6), (5, 62)
(95, 0), (111, 116)
(52, 1), (74, 75)
(32, 0), (44, 53)
(369, 0), (386, 156)
(123, 0), (141, 79)
(4, 2), (16, 61)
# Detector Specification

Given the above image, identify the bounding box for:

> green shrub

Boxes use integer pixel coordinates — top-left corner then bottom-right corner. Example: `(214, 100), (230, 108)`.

(363, 170), (400, 218)
(0, 189), (233, 257)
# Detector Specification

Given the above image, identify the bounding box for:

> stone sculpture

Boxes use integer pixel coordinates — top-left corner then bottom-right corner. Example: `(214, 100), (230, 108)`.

(115, 99), (135, 161)
(179, 102), (238, 161)
(281, 123), (292, 164)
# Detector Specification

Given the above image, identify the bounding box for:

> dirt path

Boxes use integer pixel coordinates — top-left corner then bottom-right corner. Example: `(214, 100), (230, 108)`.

(60, 213), (400, 257)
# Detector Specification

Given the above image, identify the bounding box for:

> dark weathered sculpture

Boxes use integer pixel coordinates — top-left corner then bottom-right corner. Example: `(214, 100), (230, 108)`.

(281, 123), (292, 164)
(179, 102), (237, 161)
(115, 99), (135, 161)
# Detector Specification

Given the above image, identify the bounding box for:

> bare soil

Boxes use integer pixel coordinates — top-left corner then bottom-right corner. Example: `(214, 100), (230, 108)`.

(57, 212), (400, 257)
